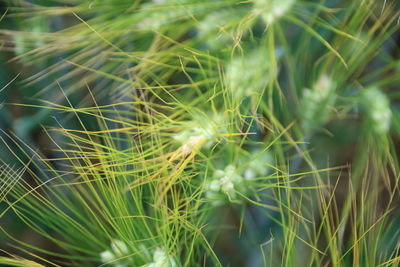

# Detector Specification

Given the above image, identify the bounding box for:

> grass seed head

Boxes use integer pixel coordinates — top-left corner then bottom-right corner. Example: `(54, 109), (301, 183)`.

(362, 87), (392, 134)
(254, 0), (295, 24)
(225, 49), (270, 100)
(206, 164), (249, 205)
(148, 247), (178, 267)
(300, 74), (336, 133)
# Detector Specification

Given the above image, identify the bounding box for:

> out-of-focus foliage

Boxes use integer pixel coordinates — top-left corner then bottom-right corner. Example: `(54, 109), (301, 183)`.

(0, 0), (400, 266)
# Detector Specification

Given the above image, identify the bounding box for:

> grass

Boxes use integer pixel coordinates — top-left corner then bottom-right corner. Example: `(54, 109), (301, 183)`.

(0, 0), (399, 266)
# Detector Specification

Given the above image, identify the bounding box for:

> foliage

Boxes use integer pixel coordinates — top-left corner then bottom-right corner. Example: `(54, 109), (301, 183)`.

(0, 0), (400, 266)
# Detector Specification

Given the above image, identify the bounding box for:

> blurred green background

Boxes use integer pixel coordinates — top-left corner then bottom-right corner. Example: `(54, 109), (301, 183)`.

(1, 0), (400, 266)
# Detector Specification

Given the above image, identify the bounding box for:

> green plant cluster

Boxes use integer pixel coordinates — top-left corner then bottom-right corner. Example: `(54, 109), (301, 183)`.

(0, 0), (400, 266)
